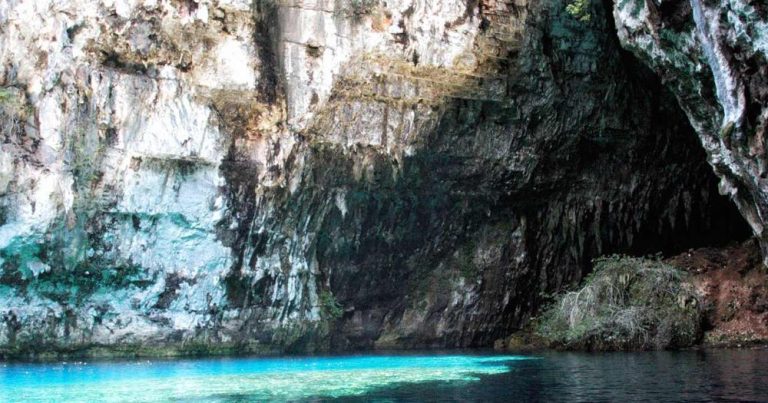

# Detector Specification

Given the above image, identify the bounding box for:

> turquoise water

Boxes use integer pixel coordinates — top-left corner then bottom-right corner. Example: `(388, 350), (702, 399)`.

(0, 354), (528, 402)
(1, 350), (768, 401)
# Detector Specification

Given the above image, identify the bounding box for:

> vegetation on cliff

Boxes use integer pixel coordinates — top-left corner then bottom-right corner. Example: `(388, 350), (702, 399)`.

(536, 256), (702, 350)
(565, 0), (592, 22)
(0, 87), (26, 138)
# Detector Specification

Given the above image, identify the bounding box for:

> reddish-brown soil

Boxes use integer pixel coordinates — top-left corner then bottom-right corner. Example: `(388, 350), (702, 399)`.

(667, 240), (768, 347)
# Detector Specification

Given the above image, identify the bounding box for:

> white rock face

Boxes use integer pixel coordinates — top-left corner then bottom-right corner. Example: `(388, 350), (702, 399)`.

(276, 0), (479, 130)
(0, 0), (490, 352)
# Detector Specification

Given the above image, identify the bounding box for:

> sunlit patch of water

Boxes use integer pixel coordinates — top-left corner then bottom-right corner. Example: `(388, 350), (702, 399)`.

(0, 355), (530, 402)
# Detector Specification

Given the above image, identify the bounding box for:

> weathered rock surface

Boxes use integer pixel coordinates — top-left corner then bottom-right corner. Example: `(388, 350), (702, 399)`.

(667, 240), (768, 347)
(0, 0), (749, 358)
(613, 0), (768, 263)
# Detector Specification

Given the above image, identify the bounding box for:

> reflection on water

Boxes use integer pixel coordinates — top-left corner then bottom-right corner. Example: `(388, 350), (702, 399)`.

(1, 350), (767, 402)
(346, 349), (768, 402)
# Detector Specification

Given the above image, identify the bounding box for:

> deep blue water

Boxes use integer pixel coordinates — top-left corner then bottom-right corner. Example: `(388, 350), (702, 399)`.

(1, 350), (767, 402)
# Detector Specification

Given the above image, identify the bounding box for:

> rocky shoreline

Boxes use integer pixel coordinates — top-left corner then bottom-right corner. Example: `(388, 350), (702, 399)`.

(670, 240), (768, 348)
(496, 240), (768, 352)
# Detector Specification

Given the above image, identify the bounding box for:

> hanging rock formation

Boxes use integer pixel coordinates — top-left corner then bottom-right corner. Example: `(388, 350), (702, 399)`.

(613, 0), (768, 263)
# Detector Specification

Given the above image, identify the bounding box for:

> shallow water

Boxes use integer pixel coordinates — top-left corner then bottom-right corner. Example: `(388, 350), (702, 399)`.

(1, 350), (767, 402)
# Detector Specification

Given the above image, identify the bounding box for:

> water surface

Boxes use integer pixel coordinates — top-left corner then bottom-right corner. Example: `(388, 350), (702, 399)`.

(1, 350), (767, 401)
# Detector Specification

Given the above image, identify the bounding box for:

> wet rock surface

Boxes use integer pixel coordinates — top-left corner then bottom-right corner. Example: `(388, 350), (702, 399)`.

(0, 0), (751, 358)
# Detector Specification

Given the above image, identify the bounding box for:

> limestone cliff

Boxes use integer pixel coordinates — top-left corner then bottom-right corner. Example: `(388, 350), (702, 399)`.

(0, 0), (749, 358)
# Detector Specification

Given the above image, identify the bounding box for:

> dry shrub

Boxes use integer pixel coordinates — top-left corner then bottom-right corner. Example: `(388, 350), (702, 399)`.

(536, 256), (702, 350)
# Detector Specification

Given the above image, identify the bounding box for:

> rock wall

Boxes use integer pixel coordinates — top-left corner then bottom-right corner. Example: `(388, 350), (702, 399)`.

(613, 0), (768, 263)
(0, 0), (748, 357)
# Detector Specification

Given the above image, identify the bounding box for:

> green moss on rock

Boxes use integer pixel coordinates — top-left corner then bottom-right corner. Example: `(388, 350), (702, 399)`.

(319, 290), (344, 320)
(566, 0), (592, 22)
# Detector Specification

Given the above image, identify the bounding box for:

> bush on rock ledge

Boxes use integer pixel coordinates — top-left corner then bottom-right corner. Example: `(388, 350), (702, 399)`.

(536, 256), (702, 351)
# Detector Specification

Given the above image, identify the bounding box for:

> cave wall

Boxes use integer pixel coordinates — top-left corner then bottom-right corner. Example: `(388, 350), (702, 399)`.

(0, 0), (748, 357)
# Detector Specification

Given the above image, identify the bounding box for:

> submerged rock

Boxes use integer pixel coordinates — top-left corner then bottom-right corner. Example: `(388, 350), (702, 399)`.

(0, 0), (751, 357)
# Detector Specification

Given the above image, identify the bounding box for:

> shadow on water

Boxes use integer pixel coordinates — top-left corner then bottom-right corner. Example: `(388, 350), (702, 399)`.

(330, 350), (768, 402)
